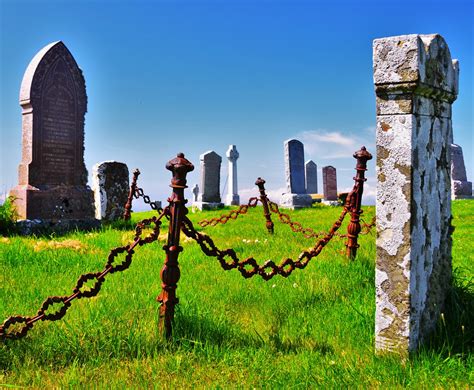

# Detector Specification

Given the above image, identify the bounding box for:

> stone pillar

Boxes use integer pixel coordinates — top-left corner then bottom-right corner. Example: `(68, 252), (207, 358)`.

(322, 166), (338, 203)
(374, 34), (459, 355)
(280, 139), (312, 209)
(92, 161), (129, 221)
(305, 160), (318, 194)
(194, 151), (224, 210)
(225, 145), (240, 206)
(451, 144), (472, 199)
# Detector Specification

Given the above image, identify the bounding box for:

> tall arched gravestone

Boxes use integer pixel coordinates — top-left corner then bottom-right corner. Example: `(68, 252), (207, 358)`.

(10, 41), (95, 220)
(374, 34), (459, 355)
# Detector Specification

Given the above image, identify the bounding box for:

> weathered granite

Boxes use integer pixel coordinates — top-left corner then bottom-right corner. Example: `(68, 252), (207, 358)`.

(322, 166), (337, 201)
(305, 160), (318, 194)
(280, 139), (312, 208)
(225, 145), (240, 206)
(374, 34), (458, 355)
(194, 150), (224, 210)
(451, 144), (472, 199)
(9, 41), (95, 221)
(92, 161), (129, 221)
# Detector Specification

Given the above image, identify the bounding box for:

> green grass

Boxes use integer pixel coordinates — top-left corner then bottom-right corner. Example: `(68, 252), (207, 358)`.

(0, 201), (472, 387)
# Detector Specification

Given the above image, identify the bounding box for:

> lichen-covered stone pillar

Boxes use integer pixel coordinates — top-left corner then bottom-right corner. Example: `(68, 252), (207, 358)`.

(374, 34), (459, 355)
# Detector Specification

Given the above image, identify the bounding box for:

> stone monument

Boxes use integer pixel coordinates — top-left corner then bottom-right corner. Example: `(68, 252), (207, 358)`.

(225, 145), (240, 206)
(194, 151), (224, 210)
(92, 161), (129, 221)
(280, 139), (312, 208)
(322, 166), (338, 203)
(9, 41), (95, 221)
(305, 160), (318, 194)
(451, 144), (472, 199)
(192, 184), (199, 202)
(374, 34), (458, 355)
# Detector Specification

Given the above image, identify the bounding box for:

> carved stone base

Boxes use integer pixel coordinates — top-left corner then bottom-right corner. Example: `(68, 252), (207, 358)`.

(225, 194), (240, 206)
(9, 184), (95, 220)
(192, 201), (224, 211)
(322, 200), (340, 206)
(279, 193), (313, 209)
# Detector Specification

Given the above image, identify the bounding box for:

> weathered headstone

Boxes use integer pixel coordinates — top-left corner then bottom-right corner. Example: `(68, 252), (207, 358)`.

(305, 160), (318, 194)
(322, 166), (338, 202)
(374, 34), (458, 355)
(92, 161), (129, 221)
(451, 144), (472, 199)
(9, 41), (95, 221)
(280, 139), (312, 208)
(192, 184), (199, 202)
(225, 145), (240, 206)
(194, 151), (224, 210)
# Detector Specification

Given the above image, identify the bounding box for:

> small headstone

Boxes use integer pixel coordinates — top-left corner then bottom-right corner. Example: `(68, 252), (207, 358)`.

(225, 145), (240, 206)
(9, 41), (95, 221)
(194, 151), (224, 210)
(451, 144), (472, 199)
(92, 161), (129, 221)
(322, 166), (338, 201)
(280, 139), (312, 208)
(305, 160), (318, 194)
(192, 184), (199, 202)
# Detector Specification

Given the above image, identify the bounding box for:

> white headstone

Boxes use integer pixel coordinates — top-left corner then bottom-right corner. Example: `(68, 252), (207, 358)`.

(225, 145), (240, 206)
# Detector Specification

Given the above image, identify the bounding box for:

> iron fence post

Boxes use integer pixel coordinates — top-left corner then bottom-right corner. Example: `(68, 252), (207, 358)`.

(255, 177), (274, 234)
(123, 169), (140, 220)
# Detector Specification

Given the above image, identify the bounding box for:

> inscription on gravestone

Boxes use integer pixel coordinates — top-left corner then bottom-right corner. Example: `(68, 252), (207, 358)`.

(10, 41), (95, 220)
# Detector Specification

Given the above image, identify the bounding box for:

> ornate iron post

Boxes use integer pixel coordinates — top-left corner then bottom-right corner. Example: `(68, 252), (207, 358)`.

(255, 177), (274, 234)
(345, 146), (372, 259)
(123, 169), (140, 220)
(157, 153), (194, 338)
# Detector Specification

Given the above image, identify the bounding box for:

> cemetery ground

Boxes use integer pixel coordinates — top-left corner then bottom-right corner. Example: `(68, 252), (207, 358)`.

(0, 202), (472, 387)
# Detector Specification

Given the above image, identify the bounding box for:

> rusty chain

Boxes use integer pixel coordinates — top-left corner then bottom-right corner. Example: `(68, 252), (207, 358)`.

(134, 187), (162, 213)
(181, 207), (348, 281)
(0, 207), (169, 341)
(197, 197), (259, 227)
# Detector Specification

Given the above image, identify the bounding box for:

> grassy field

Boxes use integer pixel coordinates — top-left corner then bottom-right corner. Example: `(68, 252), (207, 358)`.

(0, 200), (472, 387)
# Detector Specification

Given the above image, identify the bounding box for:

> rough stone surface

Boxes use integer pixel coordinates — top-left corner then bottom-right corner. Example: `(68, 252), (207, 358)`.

(280, 139), (312, 208)
(322, 166), (338, 201)
(374, 34), (458, 355)
(9, 41), (95, 221)
(225, 145), (240, 206)
(450, 144), (472, 199)
(92, 161), (129, 221)
(15, 218), (100, 236)
(195, 150), (223, 210)
(305, 160), (318, 194)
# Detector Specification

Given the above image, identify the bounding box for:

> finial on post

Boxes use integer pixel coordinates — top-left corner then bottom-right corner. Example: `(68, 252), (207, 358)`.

(166, 153), (194, 189)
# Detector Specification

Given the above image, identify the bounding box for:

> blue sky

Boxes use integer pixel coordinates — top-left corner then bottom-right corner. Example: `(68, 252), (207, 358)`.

(1, 0), (472, 208)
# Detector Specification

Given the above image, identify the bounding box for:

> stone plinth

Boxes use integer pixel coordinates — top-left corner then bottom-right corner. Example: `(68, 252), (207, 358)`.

(92, 161), (129, 221)
(9, 41), (95, 221)
(280, 139), (312, 209)
(194, 150), (224, 210)
(374, 34), (458, 355)
(451, 144), (472, 199)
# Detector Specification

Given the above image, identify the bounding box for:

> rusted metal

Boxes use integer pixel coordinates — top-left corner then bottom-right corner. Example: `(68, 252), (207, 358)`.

(156, 153), (194, 339)
(345, 146), (373, 259)
(197, 197), (259, 227)
(0, 210), (167, 340)
(124, 168), (140, 220)
(255, 177), (274, 234)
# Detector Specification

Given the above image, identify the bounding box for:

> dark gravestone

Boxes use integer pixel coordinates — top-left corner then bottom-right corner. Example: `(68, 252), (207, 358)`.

(451, 144), (472, 199)
(10, 41), (95, 220)
(322, 166), (338, 201)
(305, 160), (318, 194)
(194, 151), (224, 210)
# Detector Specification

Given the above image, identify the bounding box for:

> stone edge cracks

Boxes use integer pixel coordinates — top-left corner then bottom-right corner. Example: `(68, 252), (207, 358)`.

(375, 114), (413, 354)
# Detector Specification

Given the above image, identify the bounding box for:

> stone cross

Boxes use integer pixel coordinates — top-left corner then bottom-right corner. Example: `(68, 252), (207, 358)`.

(374, 34), (459, 355)
(92, 161), (129, 221)
(451, 144), (472, 199)
(9, 41), (95, 220)
(225, 145), (240, 206)
(322, 166), (337, 201)
(192, 184), (199, 202)
(195, 151), (224, 210)
(305, 160), (318, 194)
(280, 139), (312, 208)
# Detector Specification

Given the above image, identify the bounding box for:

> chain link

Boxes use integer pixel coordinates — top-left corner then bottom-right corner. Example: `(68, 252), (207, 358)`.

(0, 207), (170, 341)
(197, 197), (259, 227)
(134, 187), (162, 212)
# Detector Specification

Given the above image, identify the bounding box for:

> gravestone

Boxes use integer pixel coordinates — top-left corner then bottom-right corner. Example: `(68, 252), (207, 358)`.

(374, 34), (458, 355)
(280, 139), (312, 208)
(9, 41), (95, 221)
(225, 145), (240, 206)
(305, 160), (318, 194)
(192, 184), (199, 202)
(194, 151), (224, 210)
(92, 161), (129, 221)
(451, 144), (472, 199)
(322, 166), (338, 202)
